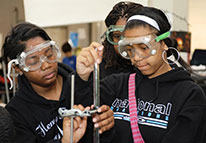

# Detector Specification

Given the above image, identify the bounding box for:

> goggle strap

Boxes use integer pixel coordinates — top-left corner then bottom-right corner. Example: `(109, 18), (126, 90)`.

(155, 31), (170, 42)
(7, 59), (19, 90)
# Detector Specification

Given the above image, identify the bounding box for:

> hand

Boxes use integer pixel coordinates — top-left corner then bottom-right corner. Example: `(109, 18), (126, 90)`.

(92, 105), (114, 134)
(76, 42), (104, 81)
(61, 105), (89, 143)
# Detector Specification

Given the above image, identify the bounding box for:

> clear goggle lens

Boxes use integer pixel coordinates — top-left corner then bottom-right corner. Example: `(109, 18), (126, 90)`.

(118, 32), (170, 59)
(102, 25), (124, 45)
(19, 41), (61, 72)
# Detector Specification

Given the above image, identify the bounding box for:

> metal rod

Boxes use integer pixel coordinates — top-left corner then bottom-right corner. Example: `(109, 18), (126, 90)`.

(93, 62), (100, 143)
(70, 75), (75, 143)
(12, 67), (16, 96)
(2, 61), (10, 103)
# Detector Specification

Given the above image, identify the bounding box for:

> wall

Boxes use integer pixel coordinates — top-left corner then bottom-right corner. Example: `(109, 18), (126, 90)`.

(189, 0), (206, 56)
(44, 27), (67, 61)
(0, 0), (24, 40)
(23, 0), (148, 27)
(0, 0), (24, 56)
(67, 23), (91, 48)
(1, 0), (205, 61)
(149, 0), (189, 31)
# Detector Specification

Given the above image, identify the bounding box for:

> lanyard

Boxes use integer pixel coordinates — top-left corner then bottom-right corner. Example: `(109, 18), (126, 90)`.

(128, 73), (144, 143)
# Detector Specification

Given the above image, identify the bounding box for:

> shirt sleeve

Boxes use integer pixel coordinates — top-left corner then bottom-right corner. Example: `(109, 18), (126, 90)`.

(161, 87), (206, 143)
(5, 105), (62, 143)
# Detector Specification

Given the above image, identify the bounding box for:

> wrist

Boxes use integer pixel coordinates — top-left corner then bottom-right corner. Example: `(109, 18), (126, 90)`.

(61, 137), (78, 143)
(61, 137), (70, 143)
(77, 73), (89, 81)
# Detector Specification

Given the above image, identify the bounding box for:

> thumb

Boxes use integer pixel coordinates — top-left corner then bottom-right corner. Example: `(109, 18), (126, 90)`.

(96, 46), (104, 64)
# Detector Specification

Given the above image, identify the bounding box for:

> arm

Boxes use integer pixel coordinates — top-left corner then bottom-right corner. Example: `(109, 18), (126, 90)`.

(161, 88), (206, 143)
(76, 42), (118, 142)
(6, 102), (86, 143)
(5, 110), (38, 143)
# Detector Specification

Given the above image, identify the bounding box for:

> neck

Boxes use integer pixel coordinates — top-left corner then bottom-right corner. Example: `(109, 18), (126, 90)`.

(32, 75), (63, 101)
(148, 61), (172, 79)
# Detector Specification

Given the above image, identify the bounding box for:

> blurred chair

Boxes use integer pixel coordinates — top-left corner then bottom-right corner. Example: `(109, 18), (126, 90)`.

(190, 49), (206, 95)
(190, 49), (206, 66)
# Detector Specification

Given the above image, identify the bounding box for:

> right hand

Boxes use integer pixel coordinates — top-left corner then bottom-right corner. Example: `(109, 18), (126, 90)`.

(76, 42), (104, 81)
(61, 105), (89, 143)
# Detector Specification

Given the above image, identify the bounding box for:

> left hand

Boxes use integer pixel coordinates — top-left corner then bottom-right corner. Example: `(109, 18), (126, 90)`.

(92, 105), (114, 134)
(61, 105), (89, 143)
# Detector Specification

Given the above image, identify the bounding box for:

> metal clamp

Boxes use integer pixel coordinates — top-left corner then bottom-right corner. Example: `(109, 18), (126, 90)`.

(58, 108), (98, 118)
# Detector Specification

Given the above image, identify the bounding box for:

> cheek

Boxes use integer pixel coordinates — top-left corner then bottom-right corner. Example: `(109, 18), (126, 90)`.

(149, 50), (163, 65)
(24, 71), (42, 81)
(146, 51), (165, 74)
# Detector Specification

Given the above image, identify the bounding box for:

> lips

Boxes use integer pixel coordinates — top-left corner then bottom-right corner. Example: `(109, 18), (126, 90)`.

(136, 64), (149, 71)
(43, 71), (56, 80)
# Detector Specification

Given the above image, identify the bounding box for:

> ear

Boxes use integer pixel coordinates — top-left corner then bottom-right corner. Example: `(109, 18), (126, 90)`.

(161, 41), (168, 51)
(14, 66), (23, 75)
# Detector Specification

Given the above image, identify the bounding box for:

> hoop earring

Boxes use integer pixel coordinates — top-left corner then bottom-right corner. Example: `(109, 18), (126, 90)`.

(162, 47), (180, 65)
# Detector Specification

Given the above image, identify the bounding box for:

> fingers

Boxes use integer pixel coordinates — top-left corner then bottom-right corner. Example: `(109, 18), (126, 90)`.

(62, 104), (90, 143)
(73, 105), (89, 128)
(63, 116), (72, 128)
(92, 105), (114, 134)
(76, 42), (104, 80)
(77, 42), (104, 65)
(88, 42), (104, 64)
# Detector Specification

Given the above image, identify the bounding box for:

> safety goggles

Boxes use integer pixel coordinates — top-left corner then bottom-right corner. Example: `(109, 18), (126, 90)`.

(118, 31), (170, 59)
(17, 40), (61, 72)
(101, 25), (124, 45)
(7, 40), (61, 89)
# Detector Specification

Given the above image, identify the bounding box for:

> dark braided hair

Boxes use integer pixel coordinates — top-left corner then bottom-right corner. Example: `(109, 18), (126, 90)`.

(103, 1), (143, 68)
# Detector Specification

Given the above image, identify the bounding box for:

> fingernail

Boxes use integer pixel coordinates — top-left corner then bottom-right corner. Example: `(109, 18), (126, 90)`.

(98, 108), (101, 113)
(94, 123), (98, 128)
(97, 46), (104, 51)
(93, 118), (97, 122)
(96, 59), (101, 64)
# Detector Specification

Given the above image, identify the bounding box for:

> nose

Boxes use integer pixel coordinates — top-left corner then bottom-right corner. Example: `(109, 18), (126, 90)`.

(132, 51), (143, 61)
(40, 56), (50, 71)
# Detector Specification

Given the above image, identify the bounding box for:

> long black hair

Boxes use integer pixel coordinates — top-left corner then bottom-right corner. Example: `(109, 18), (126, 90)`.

(103, 1), (143, 68)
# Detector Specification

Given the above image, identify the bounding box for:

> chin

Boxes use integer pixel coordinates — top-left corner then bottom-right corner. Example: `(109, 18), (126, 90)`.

(44, 77), (57, 87)
(140, 70), (152, 76)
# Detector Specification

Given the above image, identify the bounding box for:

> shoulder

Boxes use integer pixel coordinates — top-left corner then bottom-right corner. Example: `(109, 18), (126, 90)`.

(174, 79), (206, 106)
(102, 72), (131, 88)
(104, 72), (130, 80)
(62, 57), (68, 61)
(5, 95), (27, 113)
(5, 96), (31, 125)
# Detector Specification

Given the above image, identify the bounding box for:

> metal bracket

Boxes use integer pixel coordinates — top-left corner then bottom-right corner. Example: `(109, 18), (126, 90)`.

(58, 108), (98, 118)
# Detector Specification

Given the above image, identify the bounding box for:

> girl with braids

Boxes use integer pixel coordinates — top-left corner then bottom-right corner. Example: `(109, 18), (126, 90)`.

(100, 1), (143, 79)
(76, 6), (206, 143)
